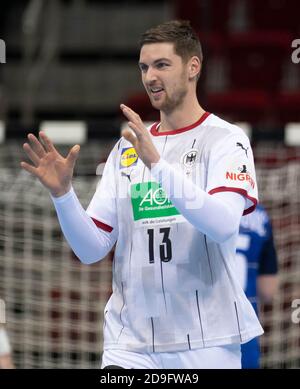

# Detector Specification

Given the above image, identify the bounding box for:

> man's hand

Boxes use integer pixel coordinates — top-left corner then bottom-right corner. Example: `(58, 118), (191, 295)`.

(120, 104), (160, 169)
(20, 131), (80, 197)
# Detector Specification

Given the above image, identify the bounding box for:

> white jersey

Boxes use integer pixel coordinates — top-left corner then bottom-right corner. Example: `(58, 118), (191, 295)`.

(87, 112), (263, 353)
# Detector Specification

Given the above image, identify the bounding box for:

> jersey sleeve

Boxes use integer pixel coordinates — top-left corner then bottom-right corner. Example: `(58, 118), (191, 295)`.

(206, 131), (258, 215)
(258, 212), (278, 275)
(86, 141), (119, 234)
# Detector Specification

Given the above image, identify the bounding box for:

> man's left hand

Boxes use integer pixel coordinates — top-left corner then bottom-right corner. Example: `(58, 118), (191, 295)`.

(120, 104), (160, 169)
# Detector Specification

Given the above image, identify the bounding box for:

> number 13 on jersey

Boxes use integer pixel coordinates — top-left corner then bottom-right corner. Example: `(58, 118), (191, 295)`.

(147, 227), (172, 264)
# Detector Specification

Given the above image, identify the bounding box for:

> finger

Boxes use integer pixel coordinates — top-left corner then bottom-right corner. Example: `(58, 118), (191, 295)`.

(20, 161), (39, 176)
(122, 128), (138, 147)
(23, 143), (40, 166)
(120, 104), (141, 124)
(27, 133), (46, 158)
(39, 131), (56, 153)
(66, 145), (80, 168)
(128, 121), (144, 139)
(120, 103), (135, 114)
(120, 105), (146, 138)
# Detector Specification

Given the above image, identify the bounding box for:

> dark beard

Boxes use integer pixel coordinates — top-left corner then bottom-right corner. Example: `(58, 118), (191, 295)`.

(160, 87), (188, 115)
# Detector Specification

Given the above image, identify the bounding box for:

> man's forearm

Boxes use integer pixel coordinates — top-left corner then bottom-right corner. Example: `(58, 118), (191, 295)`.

(151, 159), (245, 243)
(51, 188), (116, 264)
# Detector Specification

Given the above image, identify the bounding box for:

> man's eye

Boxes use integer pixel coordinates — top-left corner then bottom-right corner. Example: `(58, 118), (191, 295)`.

(157, 63), (168, 69)
(139, 65), (147, 72)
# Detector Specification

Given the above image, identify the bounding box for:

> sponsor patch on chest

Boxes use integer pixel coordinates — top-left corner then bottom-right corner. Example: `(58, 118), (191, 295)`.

(130, 181), (185, 227)
(120, 147), (138, 168)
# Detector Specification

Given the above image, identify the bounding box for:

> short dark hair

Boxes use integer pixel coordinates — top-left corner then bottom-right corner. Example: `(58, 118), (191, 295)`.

(139, 20), (203, 64)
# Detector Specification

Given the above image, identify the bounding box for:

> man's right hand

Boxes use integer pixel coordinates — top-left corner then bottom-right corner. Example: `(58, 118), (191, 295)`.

(20, 131), (80, 197)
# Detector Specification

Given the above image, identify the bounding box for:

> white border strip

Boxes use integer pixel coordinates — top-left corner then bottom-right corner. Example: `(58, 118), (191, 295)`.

(285, 123), (300, 146)
(39, 121), (87, 144)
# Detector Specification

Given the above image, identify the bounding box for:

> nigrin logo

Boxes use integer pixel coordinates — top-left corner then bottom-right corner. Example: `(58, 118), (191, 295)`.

(226, 171), (255, 189)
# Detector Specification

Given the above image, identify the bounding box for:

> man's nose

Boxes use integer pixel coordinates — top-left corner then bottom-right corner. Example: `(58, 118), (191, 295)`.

(145, 67), (158, 83)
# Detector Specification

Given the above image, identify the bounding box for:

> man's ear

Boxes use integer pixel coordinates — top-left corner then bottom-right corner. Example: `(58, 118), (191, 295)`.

(189, 56), (201, 80)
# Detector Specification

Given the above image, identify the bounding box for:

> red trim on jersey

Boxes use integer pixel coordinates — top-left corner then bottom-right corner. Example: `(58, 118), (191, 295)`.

(91, 217), (113, 232)
(150, 112), (211, 136)
(208, 187), (257, 216)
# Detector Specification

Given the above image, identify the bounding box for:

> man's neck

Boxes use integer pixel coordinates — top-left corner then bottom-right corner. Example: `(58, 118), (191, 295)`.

(158, 100), (206, 133)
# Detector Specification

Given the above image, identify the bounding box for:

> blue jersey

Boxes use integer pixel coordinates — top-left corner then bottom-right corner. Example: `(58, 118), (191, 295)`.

(236, 204), (278, 368)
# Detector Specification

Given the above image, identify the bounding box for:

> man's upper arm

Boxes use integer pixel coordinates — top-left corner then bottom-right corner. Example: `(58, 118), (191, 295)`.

(86, 142), (119, 235)
(206, 131), (258, 216)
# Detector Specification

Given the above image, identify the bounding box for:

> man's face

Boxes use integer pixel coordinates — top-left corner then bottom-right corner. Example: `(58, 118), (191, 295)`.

(139, 42), (189, 114)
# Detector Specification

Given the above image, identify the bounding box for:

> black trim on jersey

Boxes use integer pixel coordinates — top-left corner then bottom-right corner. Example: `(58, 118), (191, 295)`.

(116, 282), (126, 343)
(128, 239), (133, 282)
(159, 260), (168, 312)
(112, 252), (116, 274)
(113, 252), (116, 275)
(150, 317), (155, 352)
(117, 138), (122, 150)
(195, 290), (205, 347)
(234, 301), (243, 342)
(187, 334), (191, 350)
(191, 138), (196, 148)
(218, 250), (243, 342)
(103, 309), (108, 330)
(204, 235), (214, 284)
(162, 135), (168, 156)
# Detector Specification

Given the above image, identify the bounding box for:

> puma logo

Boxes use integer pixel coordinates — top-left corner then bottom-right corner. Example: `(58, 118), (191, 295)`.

(121, 171), (132, 182)
(236, 142), (249, 158)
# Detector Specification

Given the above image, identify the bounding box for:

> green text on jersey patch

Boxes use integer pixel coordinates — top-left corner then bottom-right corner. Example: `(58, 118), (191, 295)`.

(131, 182), (180, 221)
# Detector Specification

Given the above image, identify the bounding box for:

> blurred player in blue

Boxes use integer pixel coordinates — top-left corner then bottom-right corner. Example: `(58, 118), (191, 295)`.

(236, 204), (279, 369)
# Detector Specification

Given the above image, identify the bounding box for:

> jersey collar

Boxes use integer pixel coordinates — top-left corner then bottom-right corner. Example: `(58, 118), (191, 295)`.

(150, 112), (210, 136)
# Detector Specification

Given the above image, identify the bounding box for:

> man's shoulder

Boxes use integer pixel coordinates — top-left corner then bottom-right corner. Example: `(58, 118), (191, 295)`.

(111, 137), (138, 155)
(206, 113), (246, 138)
(202, 114), (249, 152)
